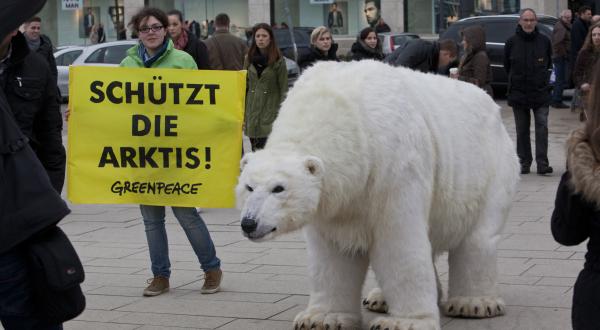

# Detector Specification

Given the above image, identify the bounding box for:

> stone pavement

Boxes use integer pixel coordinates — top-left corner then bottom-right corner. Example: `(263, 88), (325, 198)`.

(30, 102), (587, 329)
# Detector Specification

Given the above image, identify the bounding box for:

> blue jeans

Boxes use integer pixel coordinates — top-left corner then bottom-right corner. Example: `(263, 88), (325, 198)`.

(0, 249), (62, 330)
(512, 106), (550, 168)
(140, 205), (220, 277)
(552, 56), (567, 103)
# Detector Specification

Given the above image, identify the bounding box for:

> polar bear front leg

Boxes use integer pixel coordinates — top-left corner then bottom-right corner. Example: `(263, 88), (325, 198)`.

(444, 229), (505, 318)
(368, 210), (440, 330)
(293, 225), (368, 330)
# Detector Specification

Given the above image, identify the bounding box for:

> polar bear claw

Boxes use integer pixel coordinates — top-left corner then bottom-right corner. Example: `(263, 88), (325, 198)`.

(368, 316), (440, 330)
(363, 287), (388, 313)
(443, 296), (505, 318)
(293, 309), (360, 330)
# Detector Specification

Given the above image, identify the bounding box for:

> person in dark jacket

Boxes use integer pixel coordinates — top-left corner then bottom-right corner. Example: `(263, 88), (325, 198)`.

(386, 38), (457, 74)
(298, 26), (338, 71)
(350, 27), (384, 61)
(450, 25), (493, 97)
(2, 30), (65, 192)
(0, 1), (71, 329)
(504, 8), (553, 176)
(551, 62), (600, 329)
(551, 9), (572, 108)
(571, 6), (593, 82)
(167, 10), (210, 69)
(22, 16), (57, 83)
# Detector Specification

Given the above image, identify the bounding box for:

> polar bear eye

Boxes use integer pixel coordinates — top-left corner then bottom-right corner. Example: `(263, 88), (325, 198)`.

(272, 185), (285, 193)
(246, 185), (254, 192)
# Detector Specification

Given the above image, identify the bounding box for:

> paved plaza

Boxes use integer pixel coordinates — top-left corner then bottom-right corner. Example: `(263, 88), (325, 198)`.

(22, 102), (585, 329)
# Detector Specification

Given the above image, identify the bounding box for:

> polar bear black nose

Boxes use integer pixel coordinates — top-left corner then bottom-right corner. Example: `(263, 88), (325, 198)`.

(241, 217), (258, 234)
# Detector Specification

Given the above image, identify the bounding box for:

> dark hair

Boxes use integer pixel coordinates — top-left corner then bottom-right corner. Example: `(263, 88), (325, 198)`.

(129, 7), (168, 34)
(581, 22), (600, 53)
(584, 60), (600, 157)
(25, 16), (42, 24)
(247, 23), (282, 66)
(364, 0), (380, 10)
(439, 39), (458, 57)
(359, 27), (377, 41)
(167, 9), (184, 23)
(215, 13), (230, 28)
(579, 5), (592, 15)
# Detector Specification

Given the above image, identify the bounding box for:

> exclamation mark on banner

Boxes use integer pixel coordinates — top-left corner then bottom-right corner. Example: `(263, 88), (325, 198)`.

(205, 147), (211, 169)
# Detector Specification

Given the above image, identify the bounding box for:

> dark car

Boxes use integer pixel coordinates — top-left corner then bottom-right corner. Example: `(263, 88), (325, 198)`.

(441, 15), (558, 94)
(273, 27), (313, 62)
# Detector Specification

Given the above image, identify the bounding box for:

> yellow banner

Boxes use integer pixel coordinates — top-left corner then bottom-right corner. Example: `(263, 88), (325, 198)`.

(67, 66), (246, 207)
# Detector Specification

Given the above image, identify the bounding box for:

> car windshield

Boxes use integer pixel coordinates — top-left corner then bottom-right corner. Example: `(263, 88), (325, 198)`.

(273, 29), (311, 49)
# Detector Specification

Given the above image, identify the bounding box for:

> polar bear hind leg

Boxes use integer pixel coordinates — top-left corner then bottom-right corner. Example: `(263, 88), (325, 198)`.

(443, 174), (513, 318)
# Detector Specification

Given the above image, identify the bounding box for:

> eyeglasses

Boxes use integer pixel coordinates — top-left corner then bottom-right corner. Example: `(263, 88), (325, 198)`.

(139, 24), (163, 34)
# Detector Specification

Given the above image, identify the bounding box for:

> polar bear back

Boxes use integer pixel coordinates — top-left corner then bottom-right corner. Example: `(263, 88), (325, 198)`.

(267, 61), (518, 231)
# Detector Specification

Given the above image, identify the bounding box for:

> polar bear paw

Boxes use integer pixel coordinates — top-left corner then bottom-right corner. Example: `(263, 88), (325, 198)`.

(443, 296), (505, 318)
(368, 316), (439, 330)
(362, 287), (388, 313)
(293, 309), (360, 330)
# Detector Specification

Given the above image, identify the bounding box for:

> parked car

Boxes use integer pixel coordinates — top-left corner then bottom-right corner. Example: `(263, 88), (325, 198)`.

(378, 32), (420, 55)
(54, 46), (84, 101)
(440, 15), (558, 94)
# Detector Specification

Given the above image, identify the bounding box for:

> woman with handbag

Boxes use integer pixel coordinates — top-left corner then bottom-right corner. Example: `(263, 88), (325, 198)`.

(243, 23), (288, 151)
(120, 7), (222, 297)
(572, 22), (600, 121)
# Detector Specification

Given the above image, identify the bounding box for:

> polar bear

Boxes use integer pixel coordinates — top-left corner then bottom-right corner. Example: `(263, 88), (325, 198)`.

(236, 60), (519, 330)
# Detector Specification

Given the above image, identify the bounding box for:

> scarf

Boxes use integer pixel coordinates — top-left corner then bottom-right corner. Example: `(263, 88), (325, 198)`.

(173, 29), (189, 51)
(251, 51), (268, 78)
(26, 37), (40, 51)
(138, 38), (169, 68)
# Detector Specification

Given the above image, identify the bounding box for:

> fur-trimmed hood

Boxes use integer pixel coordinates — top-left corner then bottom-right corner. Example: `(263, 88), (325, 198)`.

(567, 128), (600, 206)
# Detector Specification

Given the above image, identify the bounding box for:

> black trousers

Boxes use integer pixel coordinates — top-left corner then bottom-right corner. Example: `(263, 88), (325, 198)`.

(512, 106), (550, 168)
(572, 268), (600, 330)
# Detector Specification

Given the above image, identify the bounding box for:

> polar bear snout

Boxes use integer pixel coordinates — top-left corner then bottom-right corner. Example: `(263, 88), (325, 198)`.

(241, 216), (258, 234)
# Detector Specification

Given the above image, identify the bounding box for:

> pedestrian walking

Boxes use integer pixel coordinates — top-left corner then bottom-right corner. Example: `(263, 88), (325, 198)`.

(167, 10), (210, 69)
(551, 60), (600, 330)
(551, 9), (572, 108)
(120, 7), (222, 297)
(244, 23), (288, 151)
(203, 13), (247, 70)
(350, 27), (384, 61)
(385, 38), (458, 74)
(572, 22), (600, 121)
(0, 1), (76, 329)
(297, 26), (338, 70)
(504, 8), (553, 176)
(449, 25), (493, 97)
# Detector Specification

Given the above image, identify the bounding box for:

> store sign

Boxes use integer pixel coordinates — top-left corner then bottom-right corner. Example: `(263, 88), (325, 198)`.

(310, 0), (334, 4)
(62, 0), (83, 10)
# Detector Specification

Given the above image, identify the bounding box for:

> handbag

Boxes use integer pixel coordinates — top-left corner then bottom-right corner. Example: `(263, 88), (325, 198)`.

(26, 226), (86, 324)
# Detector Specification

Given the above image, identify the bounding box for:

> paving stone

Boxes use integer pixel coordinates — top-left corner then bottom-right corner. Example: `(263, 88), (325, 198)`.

(536, 276), (578, 287)
(75, 309), (131, 322)
(64, 321), (140, 330)
(442, 306), (571, 330)
(111, 312), (231, 328)
(216, 319), (294, 330)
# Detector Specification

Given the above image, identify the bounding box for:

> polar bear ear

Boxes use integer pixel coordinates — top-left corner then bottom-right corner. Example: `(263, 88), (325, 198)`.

(304, 156), (324, 177)
(240, 153), (254, 170)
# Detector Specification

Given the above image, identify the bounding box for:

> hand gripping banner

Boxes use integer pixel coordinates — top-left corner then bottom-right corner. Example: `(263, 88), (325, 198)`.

(67, 67), (246, 207)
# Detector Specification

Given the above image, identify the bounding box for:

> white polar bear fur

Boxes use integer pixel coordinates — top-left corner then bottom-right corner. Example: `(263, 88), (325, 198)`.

(236, 60), (519, 329)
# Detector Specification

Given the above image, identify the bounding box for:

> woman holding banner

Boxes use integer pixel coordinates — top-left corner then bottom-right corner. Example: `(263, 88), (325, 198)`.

(244, 23), (288, 151)
(120, 7), (222, 297)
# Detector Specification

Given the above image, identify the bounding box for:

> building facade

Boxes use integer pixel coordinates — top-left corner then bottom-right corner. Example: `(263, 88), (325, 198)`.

(39, 0), (567, 47)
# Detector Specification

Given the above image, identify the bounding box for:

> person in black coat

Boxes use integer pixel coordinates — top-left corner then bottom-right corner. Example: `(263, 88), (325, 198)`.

(504, 9), (553, 176)
(350, 27), (384, 61)
(167, 10), (210, 69)
(3, 31), (65, 192)
(298, 26), (338, 71)
(571, 6), (593, 77)
(22, 17), (57, 83)
(0, 1), (71, 329)
(385, 38), (457, 74)
(551, 64), (600, 328)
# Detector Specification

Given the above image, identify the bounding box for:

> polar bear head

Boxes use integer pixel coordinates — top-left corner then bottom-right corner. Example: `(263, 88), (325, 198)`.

(235, 150), (324, 241)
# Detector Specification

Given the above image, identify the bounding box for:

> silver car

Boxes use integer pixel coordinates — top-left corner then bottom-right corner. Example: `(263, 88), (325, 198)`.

(54, 46), (84, 101)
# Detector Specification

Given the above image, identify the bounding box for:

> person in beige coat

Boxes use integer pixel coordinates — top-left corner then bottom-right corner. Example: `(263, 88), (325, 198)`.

(450, 25), (493, 97)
